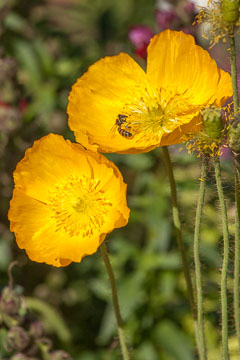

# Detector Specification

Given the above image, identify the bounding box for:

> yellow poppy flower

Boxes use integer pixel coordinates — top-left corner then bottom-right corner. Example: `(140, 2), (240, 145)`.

(8, 134), (129, 267)
(67, 30), (232, 154)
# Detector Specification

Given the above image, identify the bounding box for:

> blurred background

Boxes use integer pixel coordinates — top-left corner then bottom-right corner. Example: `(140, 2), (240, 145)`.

(0, 0), (236, 359)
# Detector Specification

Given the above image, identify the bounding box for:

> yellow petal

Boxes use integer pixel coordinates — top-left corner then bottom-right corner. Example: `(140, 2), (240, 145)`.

(14, 134), (92, 203)
(147, 30), (232, 108)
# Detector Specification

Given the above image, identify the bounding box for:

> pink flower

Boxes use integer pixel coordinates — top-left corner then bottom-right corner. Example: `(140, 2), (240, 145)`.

(128, 25), (154, 59)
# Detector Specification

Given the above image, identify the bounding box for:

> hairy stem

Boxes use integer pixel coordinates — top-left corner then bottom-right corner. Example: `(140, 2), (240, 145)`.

(100, 243), (130, 360)
(229, 32), (240, 353)
(234, 162), (240, 352)
(214, 156), (230, 360)
(194, 159), (207, 360)
(229, 34), (239, 113)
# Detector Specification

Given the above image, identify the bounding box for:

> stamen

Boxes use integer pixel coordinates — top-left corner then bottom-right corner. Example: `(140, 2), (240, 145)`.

(115, 87), (197, 143)
(48, 175), (112, 237)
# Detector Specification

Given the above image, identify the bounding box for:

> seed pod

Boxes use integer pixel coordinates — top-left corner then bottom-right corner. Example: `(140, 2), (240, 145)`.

(202, 107), (223, 139)
(222, 0), (239, 24)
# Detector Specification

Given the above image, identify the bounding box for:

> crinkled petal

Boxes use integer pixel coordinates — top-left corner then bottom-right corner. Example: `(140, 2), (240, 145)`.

(14, 134), (92, 203)
(147, 30), (232, 108)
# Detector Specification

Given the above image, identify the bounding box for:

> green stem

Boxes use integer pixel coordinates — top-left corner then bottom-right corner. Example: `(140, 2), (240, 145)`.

(194, 159), (207, 360)
(161, 147), (199, 346)
(229, 34), (239, 113)
(100, 243), (130, 360)
(229, 31), (240, 354)
(234, 162), (240, 353)
(214, 156), (230, 360)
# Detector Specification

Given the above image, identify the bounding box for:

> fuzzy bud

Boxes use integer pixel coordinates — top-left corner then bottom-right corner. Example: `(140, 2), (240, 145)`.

(202, 107), (223, 139)
(0, 287), (21, 316)
(5, 326), (30, 352)
(221, 0), (239, 24)
(50, 351), (73, 360)
(229, 114), (240, 154)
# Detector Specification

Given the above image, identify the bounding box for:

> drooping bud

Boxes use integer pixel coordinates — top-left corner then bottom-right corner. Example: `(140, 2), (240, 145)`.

(202, 106), (223, 139)
(228, 114), (240, 154)
(50, 350), (73, 360)
(221, 0), (239, 24)
(4, 326), (30, 352)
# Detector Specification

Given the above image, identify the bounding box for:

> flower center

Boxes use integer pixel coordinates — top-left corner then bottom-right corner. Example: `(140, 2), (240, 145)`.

(48, 175), (112, 237)
(113, 87), (198, 143)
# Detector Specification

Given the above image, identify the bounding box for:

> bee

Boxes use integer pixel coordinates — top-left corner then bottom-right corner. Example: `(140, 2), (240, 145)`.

(115, 114), (133, 139)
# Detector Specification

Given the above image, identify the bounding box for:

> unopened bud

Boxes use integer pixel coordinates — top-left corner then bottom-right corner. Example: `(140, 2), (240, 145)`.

(0, 287), (21, 315)
(50, 351), (73, 360)
(229, 114), (240, 154)
(5, 326), (30, 352)
(202, 107), (223, 139)
(222, 0), (239, 24)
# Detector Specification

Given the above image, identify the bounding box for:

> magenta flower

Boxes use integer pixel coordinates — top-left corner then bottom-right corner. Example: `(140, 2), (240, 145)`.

(128, 25), (154, 59)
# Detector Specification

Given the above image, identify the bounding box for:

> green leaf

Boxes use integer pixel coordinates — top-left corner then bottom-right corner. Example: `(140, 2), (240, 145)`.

(154, 320), (194, 360)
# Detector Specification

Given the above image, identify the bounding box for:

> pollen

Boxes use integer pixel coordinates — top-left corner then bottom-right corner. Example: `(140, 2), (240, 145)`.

(48, 175), (112, 238)
(118, 88), (196, 143)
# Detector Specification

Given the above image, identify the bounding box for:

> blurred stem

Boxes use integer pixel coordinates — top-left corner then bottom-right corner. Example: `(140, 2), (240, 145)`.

(37, 341), (51, 360)
(229, 34), (239, 112)
(100, 243), (130, 360)
(234, 161), (240, 352)
(194, 159), (207, 360)
(229, 31), (240, 353)
(214, 156), (229, 360)
(161, 147), (199, 350)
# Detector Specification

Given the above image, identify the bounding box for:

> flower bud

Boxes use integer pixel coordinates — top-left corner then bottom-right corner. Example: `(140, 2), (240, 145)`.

(221, 0), (239, 24)
(0, 287), (21, 315)
(202, 107), (223, 139)
(228, 114), (240, 154)
(5, 326), (30, 352)
(50, 351), (73, 360)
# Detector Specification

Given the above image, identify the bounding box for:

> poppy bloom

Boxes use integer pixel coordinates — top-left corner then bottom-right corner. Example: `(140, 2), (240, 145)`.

(8, 134), (129, 267)
(67, 30), (232, 154)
